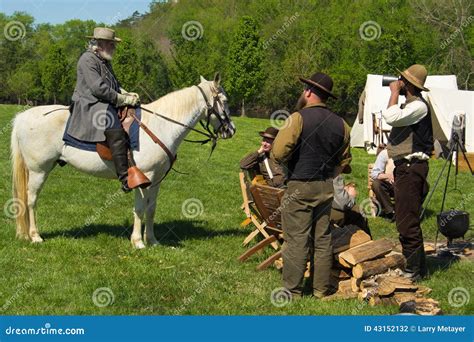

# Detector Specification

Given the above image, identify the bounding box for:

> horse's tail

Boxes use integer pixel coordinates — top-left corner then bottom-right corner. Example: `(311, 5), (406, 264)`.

(10, 118), (30, 239)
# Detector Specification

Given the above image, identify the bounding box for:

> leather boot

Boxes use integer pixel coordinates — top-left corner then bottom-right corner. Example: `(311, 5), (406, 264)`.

(401, 247), (427, 282)
(104, 128), (132, 193)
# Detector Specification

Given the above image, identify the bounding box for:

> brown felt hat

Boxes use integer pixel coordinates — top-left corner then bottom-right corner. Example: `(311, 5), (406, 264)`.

(299, 72), (337, 99)
(397, 64), (429, 92)
(259, 127), (279, 140)
(86, 27), (122, 42)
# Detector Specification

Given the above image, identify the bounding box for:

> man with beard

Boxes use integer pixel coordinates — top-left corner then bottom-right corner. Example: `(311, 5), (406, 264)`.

(66, 27), (148, 192)
(271, 72), (351, 298)
(382, 64), (433, 281)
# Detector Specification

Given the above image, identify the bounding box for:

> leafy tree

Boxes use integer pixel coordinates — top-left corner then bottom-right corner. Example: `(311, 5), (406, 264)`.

(40, 44), (70, 103)
(225, 16), (265, 114)
(113, 34), (140, 91)
(7, 66), (35, 104)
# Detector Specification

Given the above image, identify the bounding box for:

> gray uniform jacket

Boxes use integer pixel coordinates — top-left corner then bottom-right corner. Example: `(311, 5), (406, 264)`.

(67, 50), (121, 142)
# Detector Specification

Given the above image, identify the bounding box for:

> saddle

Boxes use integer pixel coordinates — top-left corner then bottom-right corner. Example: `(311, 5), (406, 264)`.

(96, 106), (151, 189)
(96, 106), (137, 160)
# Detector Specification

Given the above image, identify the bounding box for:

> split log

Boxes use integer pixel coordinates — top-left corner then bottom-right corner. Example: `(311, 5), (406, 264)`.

(331, 268), (352, 280)
(322, 279), (359, 301)
(351, 277), (361, 292)
(332, 228), (372, 254)
(369, 296), (397, 306)
(352, 254), (405, 279)
(416, 285), (432, 296)
(336, 257), (353, 269)
(336, 279), (353, 295)
(360, 278), (378, 291)
(399, 298), (442, 315)
(339, 239), (393, 266)
(393, 292), (419, 305)
(377, 276), (418, 296)
(424, 243), (436, 254)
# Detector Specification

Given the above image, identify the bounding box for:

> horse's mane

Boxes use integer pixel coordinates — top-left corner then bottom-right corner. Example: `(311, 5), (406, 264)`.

(148, 85), (203, 122)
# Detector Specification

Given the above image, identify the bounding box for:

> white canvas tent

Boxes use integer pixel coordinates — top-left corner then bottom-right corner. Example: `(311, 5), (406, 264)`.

(350, 74), (473, 153)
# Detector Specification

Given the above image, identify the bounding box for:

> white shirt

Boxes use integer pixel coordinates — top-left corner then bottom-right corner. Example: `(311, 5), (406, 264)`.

(382, 99), (430, 160)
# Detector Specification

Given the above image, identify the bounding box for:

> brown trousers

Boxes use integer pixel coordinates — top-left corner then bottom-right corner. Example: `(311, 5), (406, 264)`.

(371, 179), (395, 215)
(394, 160), (429, 273)
(281, 179), (334, 296)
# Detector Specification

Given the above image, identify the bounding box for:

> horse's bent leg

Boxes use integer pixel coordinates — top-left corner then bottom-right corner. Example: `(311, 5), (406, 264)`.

(131, 188), (146, 249)
(27, 171), (49, 243)
(144, 185), (160, 246)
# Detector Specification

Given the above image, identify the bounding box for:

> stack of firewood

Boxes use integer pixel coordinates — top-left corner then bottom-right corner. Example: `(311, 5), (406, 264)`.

(328, 225), (442, 315)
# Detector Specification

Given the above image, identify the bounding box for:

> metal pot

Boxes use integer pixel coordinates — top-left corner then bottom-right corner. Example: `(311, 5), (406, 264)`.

(437, 210), (470, 240)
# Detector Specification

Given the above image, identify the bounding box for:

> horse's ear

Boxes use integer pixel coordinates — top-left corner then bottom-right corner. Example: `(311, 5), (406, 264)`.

(199, 75), (207, 83)
(213, 72), (221, 87)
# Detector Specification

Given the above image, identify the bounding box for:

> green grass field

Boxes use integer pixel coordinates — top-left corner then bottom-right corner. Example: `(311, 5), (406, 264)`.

(0, 104), (472, 315)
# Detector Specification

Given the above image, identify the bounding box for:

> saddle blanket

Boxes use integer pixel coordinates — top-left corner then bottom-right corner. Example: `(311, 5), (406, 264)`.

(62, 107), (141, 152)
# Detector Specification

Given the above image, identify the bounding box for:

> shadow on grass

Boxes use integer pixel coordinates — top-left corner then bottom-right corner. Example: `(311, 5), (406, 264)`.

(42, 219), (246, 247)
(426, 254), (460, 276)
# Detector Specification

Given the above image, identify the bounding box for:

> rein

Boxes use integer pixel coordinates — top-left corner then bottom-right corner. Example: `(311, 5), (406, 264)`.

(139, 84), (226, 159)
(136, 84), (227, 181)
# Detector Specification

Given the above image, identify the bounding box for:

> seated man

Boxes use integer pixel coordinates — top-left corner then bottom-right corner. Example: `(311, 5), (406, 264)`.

(370, 147), (395, 221)
(331, 174), (370, 236)
(239, 127), (286, 188)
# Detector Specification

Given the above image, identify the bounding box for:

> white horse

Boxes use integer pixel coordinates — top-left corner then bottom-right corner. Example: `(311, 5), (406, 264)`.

(10, 73), (235, 249)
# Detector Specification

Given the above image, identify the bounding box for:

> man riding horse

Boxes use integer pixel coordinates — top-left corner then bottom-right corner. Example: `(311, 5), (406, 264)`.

(67, 27), (149, 192)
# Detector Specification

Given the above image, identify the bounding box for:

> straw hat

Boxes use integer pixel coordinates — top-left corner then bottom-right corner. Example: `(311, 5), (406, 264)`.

(397, 64), (429, 92)
(86, 27), (122, 42)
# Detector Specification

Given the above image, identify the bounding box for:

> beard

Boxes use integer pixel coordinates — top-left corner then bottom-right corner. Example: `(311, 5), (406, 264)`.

(295, 92), (307, 111)
(400, 85), (407, 96)
(98, 49), (114, 61)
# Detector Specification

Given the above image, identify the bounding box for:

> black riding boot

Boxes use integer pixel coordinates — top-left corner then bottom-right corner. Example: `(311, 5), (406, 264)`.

(402, 247), (427, 281)
(104, 128), (132, 193)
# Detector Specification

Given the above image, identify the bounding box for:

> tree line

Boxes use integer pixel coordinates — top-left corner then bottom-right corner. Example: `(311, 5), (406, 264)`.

(1, 0), (472, 120)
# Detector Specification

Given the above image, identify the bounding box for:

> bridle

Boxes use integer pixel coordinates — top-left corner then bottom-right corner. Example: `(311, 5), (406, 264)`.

(140, 84), (231, 156)
(184, 85), (232, 150)
(136, 84), (232, 185)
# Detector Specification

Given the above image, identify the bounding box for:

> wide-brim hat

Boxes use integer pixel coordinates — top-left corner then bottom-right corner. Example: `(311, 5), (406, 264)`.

(299, 72), (337, 99)
(259, 127), (279, 140)
(86, 27), (122, 42)
(396, 64), (429, 92)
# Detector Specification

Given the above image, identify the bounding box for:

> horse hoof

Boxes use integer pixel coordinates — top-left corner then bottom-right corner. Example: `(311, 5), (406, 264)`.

(146, 238), (159, 247)
(30, 235), (44, 243)
(132, 240), (146, 249)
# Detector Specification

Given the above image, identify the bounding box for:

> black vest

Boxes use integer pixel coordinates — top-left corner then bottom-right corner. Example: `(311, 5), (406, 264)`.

(288, 104), (345, 181)
(387, 97), (433, 160)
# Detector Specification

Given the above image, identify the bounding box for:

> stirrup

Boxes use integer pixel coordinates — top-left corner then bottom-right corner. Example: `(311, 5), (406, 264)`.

(127, 166), (151, 189)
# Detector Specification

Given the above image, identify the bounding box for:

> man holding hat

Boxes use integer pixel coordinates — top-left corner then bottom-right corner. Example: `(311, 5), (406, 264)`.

(66, 27), (144, 192)
(271, 72), (351, 298)
(240, 127), (286, 188)
(382, 64), (433, 280)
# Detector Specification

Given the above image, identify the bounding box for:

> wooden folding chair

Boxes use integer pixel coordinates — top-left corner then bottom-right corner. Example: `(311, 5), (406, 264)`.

(238, 172), (272, 246)
(238, 183), (285, 266)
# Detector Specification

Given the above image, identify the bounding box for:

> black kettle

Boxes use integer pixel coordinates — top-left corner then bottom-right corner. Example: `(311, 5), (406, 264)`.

(437, 209), (470, 242)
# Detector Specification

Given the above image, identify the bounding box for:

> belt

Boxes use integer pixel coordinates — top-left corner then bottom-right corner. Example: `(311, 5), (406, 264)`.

(394, 158), (428, 167)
